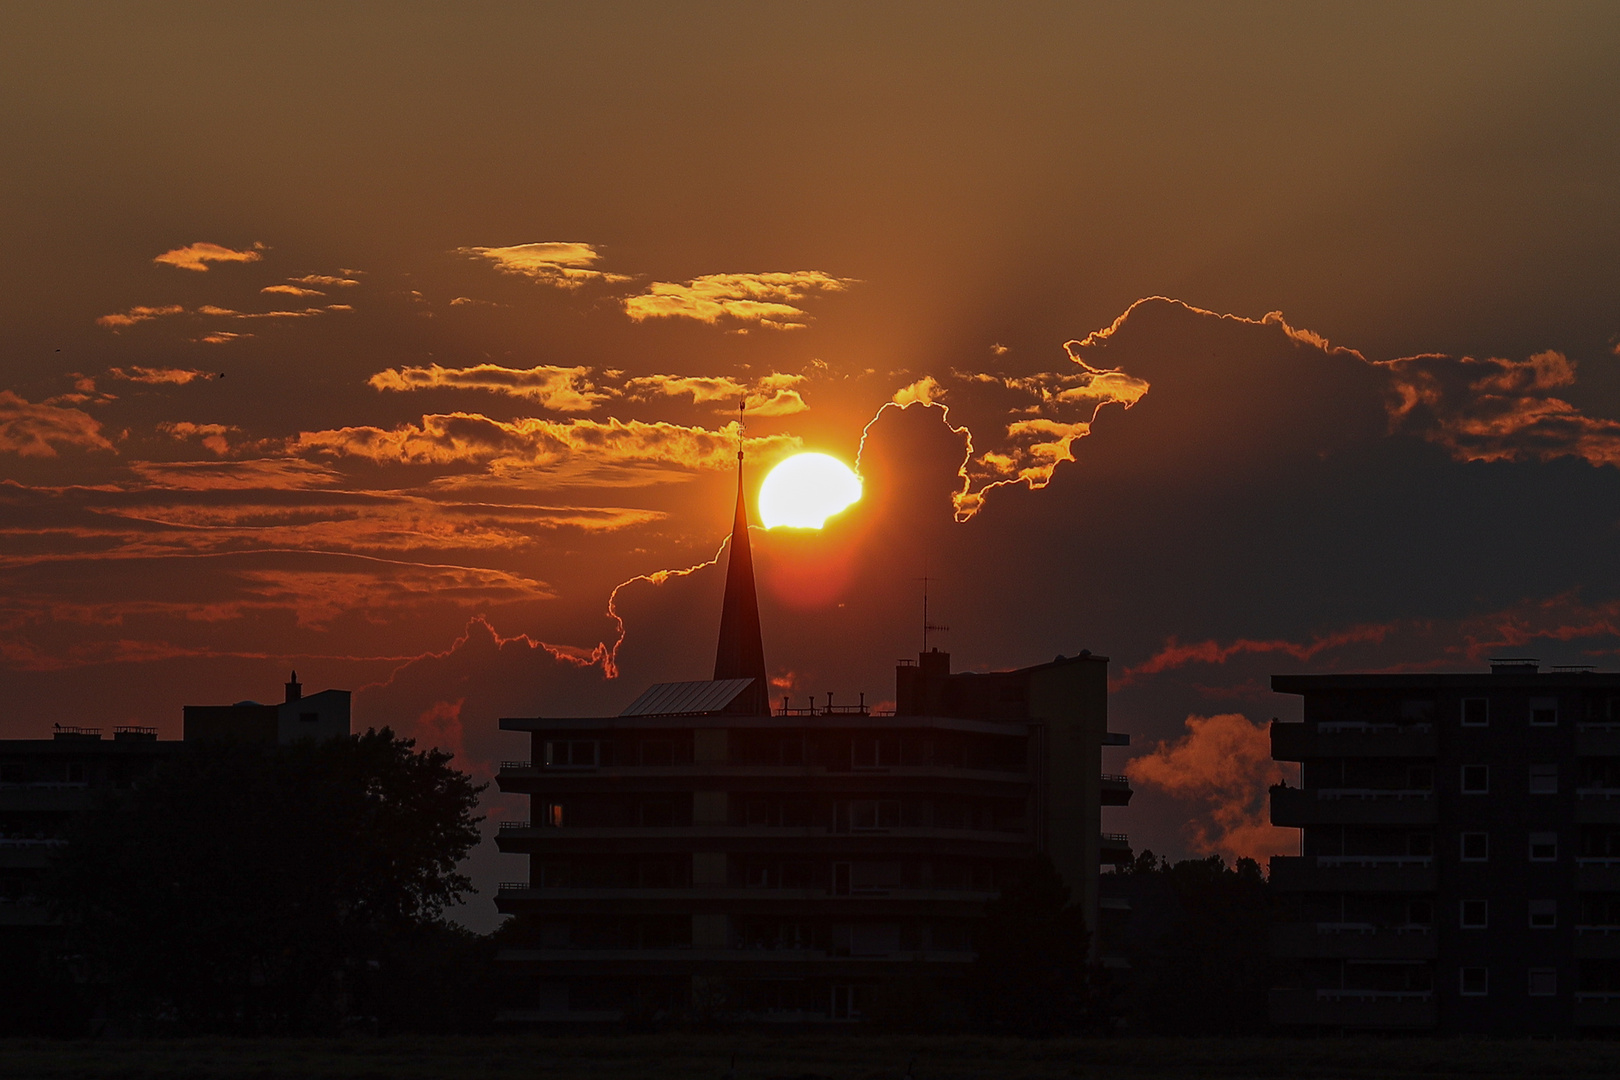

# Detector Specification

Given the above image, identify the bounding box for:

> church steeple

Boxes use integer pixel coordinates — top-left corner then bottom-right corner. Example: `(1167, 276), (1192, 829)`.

(713, 442), (768, 714)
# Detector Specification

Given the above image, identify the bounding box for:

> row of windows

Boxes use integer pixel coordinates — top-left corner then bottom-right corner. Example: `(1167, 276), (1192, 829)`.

(1459, 967), (1558, 997)
(1458, 831), (1559, 861)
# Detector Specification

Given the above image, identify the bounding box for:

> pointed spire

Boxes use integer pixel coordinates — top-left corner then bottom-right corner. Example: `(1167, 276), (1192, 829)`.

(713, 409), (768, 713)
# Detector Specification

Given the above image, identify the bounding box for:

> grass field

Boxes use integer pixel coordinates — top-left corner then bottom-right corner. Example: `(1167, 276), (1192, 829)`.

(0, 1035), (1618, 1080)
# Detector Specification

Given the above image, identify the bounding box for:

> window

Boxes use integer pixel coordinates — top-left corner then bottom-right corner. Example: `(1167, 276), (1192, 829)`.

(1461, 697), (1489, 726)
(1460, 967), (1489, 996)
(1461, 765), (1489, 793)
(1528, 968), (1558, 997)
(1529, 832), (1559, 861)
(545, 802), (564, 827)
(1529, 764), (1558, 795)
(1461, 832), (1489, 861)
(1529, 900), (1557, 929)
(1461, 899), (1489, 928)
(1529, 697), (1558, 727)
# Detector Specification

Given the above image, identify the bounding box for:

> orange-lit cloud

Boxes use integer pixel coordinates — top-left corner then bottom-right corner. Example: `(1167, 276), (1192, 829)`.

(262, 284), (324, 297)
(152, 242), (265, 272)
(368, 363), (608, 412)
(198, 331), (250, 345)
(870, 347), (1149, 520)
(456, 242), (631, 289)
(626, 372), (808, 416)
(295, 413), (800, 472)
(96, 304), (185, 329)
(1126, 713), (1296, 862)
(157, 421), (234, 455)
(1381, 350), (1620, 468)
(107, 367), (213, 385)
(0, 393), (116, 457)
(622, 271), (854, 330)
(1113, 624), (1397, 690)
(289, 274), (360, 288)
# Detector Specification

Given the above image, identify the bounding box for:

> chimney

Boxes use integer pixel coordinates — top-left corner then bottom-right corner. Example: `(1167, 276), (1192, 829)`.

(285, 671), (302, 703)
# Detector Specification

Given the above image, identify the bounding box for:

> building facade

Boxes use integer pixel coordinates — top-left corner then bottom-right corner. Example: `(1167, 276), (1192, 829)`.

(494, 458), (1130, 1023)
(1268, 660), (1620, 1033)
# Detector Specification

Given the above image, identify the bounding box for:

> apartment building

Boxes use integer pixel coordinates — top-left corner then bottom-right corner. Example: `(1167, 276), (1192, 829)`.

(493, 458), (1131, 1023)
(1268, 660), (1620, 1034)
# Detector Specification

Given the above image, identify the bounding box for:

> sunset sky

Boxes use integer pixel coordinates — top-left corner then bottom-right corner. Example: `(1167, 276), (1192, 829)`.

(6, 4), (1620, 928)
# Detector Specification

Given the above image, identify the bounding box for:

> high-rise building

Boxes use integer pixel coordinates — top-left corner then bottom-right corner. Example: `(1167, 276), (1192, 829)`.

(1268, 661), (1620, 1034)
(493, 456), (1131, 1023)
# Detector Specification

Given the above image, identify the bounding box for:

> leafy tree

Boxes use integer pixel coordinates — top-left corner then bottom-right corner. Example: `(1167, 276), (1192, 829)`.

(969, 856), (1095, 1036)
(46, 728), (483, 1033)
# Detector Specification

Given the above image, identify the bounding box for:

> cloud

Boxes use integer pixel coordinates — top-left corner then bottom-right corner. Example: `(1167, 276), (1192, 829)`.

(456, 242), (631, 289)
(622, 271), (854, 329)
(1381, 350), (1620, 468)
(289, 275), (360, 288)
(295, 413), (801, 472)
(1113, 625), (1397, 690)
(106, 367), (213, 385)
(96, 304), (185, 329)
(157, 421), (234, 456)
(368, 364), (609, 412)
(626, 372), (809, 416)
(152, 242), (265, 272)
(198, 332), (250, 345)
(1125, 713), (1297, 862)
(262, 284), (324, 297)
(0, 392), (116, 457)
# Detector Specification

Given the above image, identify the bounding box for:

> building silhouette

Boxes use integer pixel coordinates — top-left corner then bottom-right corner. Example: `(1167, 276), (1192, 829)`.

(493, 456), (1131, 1023)
(0, 676), (349, 931)
(1268, 660), (1620, 1034)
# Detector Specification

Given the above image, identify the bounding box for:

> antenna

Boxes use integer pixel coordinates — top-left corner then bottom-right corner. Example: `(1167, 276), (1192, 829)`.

(737, 397), (745, 463)
(919, 574), (950, 652)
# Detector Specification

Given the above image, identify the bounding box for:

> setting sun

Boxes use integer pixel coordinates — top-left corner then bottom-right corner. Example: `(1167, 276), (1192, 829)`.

(758, 453), (863, 529)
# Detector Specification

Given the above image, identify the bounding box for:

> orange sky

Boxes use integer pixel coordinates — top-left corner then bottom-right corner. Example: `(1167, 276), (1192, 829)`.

(5, 4), (1620, 927)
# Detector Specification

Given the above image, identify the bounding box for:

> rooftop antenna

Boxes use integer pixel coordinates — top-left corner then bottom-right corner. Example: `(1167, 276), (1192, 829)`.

(919, 572), (949, 652)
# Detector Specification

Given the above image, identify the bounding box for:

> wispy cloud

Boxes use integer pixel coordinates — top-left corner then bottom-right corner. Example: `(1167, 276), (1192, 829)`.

(457, 242), (631, 289)
(295, 413), (800, 472)
(0, 392), (116, 457)
(622, 271), (854, 330)
(262, 284), (324, 297)
(107, 367), (214, 385)
(626, 372), (808, 416)
(368, 364), (609, 413)
(1381, 350), (1620, 468)
(157, 421), (235, 455)
(96, 304), (185, 329)
(289, 274), (360, 288)
(152, 242), (265, 272)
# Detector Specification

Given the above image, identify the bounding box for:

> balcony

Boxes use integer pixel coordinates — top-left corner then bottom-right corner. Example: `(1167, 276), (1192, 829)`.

(1577, 860), (1620, 891)
(1270, 786), (1436, 827)
(1100, 774), (1132, 806)
(1270, 922), (1437, 960)
(494, 824), (1032, 856)
(1578, 725), (1620, 758)
(1269, 855), (1436, 893)
(1268, 987), (1435, 1029)
(1575, 926), (1620, 958)
(493, 884), (995, 916)
(1576, 792), (1620, 824)
(1271, 721), (1436, 762)
(1100, 833), (1131, 864)
(1575, 994), (1620, 1027)
(495, 762), (1032, 794)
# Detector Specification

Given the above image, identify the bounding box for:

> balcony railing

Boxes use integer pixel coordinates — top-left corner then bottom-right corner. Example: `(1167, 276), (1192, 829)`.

(1578, 858), (1620, 866)
(497, 820), (530, 832)
(1577, 925), (1620, 935)
(1314, 855), (1432, 868)
(1576, 992), (1620, 1001)
(1317, 722), (1432, 735)
(1101, 774), (1129, 784)
(1102, 832), (1129, 844)
(1315, 989), (1432, 1002)
(1314, 921), (1431, 935)
(1578, 788), (1620, 799)
(1315, 788), (1433, 801)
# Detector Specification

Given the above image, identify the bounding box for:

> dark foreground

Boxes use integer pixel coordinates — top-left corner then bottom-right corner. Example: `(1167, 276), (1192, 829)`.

(0, 1036), (1618, 1080)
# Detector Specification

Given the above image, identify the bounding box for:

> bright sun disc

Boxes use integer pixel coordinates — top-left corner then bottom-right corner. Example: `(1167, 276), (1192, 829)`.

(758, 453), (863, 529)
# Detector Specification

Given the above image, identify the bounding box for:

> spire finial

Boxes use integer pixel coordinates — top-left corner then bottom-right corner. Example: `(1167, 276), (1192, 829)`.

(737, 397), (745, 463)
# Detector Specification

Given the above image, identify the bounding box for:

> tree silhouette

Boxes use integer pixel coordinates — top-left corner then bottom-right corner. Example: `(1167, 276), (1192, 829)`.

(969, 856), (1095, 1036)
